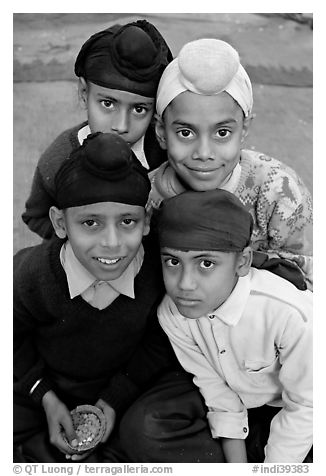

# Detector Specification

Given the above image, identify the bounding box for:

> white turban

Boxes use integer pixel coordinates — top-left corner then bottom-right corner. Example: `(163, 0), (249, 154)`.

(156, 38), (253, 117)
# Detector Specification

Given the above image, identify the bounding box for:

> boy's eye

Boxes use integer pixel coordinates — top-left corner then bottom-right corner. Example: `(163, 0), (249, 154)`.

(216, 129), (231, 138)
(122, 218), (136, 226)
(165, 258), (180, 267)
(83, 219), (99, 228)
(101, 99), (114, 109)
(199, 260), (214, 269)
(177, 129), (194, 139)
(133, 105), (148, 115)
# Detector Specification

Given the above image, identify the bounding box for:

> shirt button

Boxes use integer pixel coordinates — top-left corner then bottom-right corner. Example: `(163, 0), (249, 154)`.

(243, 427), (248, 433)
(220, 349), (226, 354)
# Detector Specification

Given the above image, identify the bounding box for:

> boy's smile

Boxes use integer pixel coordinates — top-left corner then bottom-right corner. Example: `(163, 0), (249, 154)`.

(157, 91), (250, 191)
(61, 202), (149, 282)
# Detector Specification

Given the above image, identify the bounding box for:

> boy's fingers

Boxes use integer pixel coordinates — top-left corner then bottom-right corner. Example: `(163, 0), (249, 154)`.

(70, 450), (92, 461)
(61, 414), (76, 443)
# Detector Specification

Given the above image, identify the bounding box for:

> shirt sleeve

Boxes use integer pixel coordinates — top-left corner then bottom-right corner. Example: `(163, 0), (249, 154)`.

(13, 270), (55, 404)
(264, 308), (313, 463)
(158, 298), (249, 439)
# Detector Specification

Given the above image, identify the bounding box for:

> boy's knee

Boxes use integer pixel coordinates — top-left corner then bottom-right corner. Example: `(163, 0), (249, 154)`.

(119, 387), (223, 462)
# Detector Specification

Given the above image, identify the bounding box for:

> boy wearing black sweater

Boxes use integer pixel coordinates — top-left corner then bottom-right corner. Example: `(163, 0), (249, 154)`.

(13, 132), (175, 462)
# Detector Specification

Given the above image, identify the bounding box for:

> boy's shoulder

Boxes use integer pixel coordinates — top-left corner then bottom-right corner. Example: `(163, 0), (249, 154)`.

(249, 268), (312, 322)
(14, 238), (62, 286)
(239, 149), (311, 201)
(37, 122), (87, 183)
(240, 149), (305, 184)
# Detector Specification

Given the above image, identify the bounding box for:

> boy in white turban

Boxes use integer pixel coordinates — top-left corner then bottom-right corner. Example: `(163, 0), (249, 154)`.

(148, 38), (312, 289)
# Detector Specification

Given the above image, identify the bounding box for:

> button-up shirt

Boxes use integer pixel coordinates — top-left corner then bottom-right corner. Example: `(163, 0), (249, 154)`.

(158, 268), (312, 463)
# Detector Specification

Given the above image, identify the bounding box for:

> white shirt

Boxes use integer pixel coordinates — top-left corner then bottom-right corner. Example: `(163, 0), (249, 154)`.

(158, 268), (312, 463)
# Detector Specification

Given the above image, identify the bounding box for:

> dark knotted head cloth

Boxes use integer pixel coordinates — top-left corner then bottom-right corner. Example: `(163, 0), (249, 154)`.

(55, 132), (151, 209)
(157, 189), (253, 252)
(74, 19), (173, 98)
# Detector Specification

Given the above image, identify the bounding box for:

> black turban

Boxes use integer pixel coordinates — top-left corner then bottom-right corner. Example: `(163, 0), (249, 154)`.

(157, 189), (253, 252)
(55, 132), (151, 209)
(74, 20), (173, 97)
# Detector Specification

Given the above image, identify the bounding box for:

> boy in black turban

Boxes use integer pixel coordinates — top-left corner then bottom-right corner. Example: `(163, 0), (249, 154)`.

(22, 19), (172, 239)
(118, 189), (313, 464)
(14, 133), (175, 462)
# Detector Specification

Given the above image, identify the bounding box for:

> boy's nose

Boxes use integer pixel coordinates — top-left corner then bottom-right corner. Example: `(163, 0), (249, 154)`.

(111, 110), (129, 134)
(178, 269), (197, 291)
(193, 137), (215, 161)
(100, 226), (121, 248)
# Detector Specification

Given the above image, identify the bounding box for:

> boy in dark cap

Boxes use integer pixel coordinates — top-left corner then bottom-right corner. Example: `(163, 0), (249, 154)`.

(120, 189), (312, 463)
(14, 133), (175, 462)
(22, 19), (172, 239)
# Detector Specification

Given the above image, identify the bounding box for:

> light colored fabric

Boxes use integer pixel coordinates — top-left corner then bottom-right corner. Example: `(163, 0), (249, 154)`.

(156, 39), (253, 117)
(147, 149), (313, 288)
(77, 124), (91, 145)
(60, 241), (144, 309)
(158, 268), (312, 462)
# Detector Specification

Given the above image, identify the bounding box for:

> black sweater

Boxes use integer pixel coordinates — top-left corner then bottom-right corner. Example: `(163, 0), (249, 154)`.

(13, 235), (176, 413)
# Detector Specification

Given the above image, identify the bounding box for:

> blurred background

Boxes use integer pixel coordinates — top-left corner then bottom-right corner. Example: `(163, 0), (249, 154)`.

(13, 12), (313, 253)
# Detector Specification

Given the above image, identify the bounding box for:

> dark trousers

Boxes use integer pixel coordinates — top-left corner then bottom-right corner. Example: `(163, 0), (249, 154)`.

(118, 370), (313, 463)
(14, 371), (313, 463)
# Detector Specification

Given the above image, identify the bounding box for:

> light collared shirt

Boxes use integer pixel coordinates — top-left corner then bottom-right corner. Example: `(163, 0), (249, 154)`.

(77, 125), (149, 169)
(60, 241), (144, 308)
(158, 268), (312, 463)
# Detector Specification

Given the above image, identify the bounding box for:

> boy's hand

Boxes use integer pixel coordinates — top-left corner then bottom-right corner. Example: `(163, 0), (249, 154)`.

(66, 399), (116, 462)
(95, 398), (116, 442)
(42, 390), (77, 455)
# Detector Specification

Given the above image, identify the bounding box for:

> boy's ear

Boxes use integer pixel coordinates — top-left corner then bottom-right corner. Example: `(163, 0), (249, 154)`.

(78, 77), (88, 109)
(155, 114), (167, 150)
(49, 206), (67, 239)
(241, 113), (254, 143)
(236, 246), (252, 277)
(142, 211), (151, 237)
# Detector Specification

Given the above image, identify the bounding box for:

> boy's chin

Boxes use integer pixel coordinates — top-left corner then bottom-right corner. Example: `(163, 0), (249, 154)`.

(175, 303), (204, 320)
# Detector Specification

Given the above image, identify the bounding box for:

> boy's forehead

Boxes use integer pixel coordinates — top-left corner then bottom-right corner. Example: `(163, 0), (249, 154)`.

(166, 90), (243, 123)
(161, 247), (229, 258)
(89, 83), (155, 104)
(66, 201), (145, 217)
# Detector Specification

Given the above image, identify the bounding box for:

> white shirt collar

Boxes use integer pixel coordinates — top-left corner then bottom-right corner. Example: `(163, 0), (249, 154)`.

(219, 162), (242, 193)
(208, 273), (251, 326)
(60, 241), (144, 300)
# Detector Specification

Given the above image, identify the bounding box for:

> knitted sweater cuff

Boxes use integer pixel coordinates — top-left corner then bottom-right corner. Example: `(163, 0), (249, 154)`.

(29, 377), (54, 406)
(99, 374), (140, 414)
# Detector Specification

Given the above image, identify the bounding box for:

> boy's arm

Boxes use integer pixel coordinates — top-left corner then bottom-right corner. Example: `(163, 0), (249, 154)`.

(21, 166), (56, 239)
(221, 438), (247, 463)
(13, 255), (55, 404)
(264, 307), (313, 462)
(255, 167), (313, 288)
